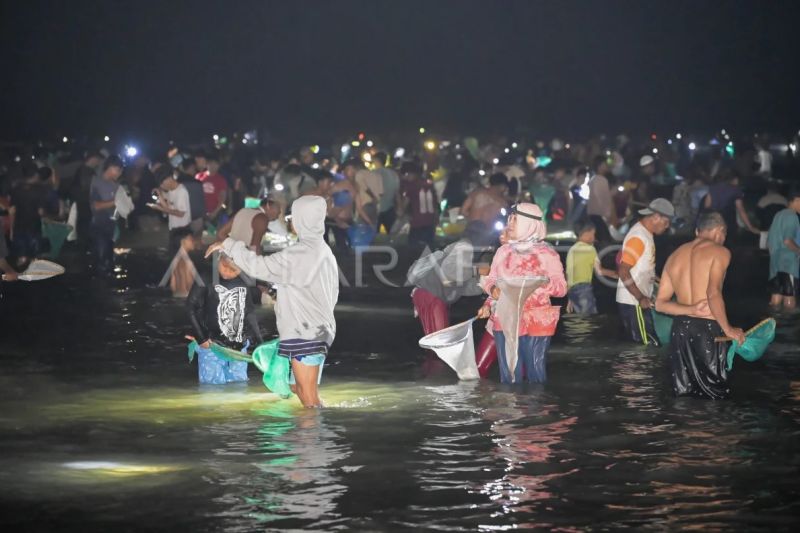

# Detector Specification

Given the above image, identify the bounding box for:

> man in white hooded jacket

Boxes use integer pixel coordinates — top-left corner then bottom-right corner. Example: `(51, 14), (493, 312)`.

(206, 195), (338, 407)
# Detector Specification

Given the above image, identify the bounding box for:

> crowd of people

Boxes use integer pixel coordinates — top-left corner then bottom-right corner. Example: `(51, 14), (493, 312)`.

(1, 129), (799, 406)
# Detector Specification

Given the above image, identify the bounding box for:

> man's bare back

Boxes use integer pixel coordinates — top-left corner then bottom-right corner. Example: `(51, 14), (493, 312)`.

(662, 239), (728, 318)
(656, 214), (744, 344)
(462, 188), (506, 225)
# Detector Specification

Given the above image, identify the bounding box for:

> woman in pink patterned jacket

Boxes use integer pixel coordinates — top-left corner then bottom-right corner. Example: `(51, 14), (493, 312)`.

(477, 203), (567, 383)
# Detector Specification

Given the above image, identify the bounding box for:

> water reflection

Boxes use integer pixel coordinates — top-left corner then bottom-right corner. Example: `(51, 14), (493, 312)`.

(479, 394), (577, 528)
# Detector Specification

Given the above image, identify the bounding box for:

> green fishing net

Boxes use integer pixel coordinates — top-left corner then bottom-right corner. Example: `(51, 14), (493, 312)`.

(251, 339), (292, 399)
(726, 318), (775, 370)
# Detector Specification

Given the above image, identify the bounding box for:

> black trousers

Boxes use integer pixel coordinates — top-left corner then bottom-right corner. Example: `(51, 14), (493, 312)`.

(618, 303), (660, 347)
(670, 316), (730, 399)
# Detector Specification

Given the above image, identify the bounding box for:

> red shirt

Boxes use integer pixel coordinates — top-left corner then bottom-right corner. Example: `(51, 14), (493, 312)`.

(402, 179), (437, 228)
(196, 172), (228, 214)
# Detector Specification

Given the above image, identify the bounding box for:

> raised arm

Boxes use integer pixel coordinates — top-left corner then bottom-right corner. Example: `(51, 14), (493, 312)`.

(221, 238), (289, 284)
(250, 213), (269, 254)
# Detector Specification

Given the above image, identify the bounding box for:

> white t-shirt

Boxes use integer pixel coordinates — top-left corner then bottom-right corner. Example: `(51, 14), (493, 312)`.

(166, 184), (191, 229)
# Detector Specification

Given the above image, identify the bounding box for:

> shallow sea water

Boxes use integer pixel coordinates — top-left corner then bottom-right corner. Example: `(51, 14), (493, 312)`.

(1, 250), (799, 531)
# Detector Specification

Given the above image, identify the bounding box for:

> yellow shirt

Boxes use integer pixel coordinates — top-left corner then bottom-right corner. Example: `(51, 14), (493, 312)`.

(566, 241), (598, 288)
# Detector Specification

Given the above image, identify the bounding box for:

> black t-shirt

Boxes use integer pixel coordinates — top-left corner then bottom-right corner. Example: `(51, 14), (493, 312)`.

(11, 182), (48, 235)
(187, 274), (264, 349)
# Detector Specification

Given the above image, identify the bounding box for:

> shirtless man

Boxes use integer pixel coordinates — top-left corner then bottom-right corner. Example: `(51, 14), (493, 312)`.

(655, 211), (745, 399)
(461, 173), (509, 226)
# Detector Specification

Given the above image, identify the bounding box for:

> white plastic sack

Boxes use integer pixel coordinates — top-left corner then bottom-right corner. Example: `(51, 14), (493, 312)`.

(419, 318), (480, 380)
(66, 202), (78, 242)
(115, 186), (135, 219)
(495, 276), (548, 382)
(18, 259), (65, 281)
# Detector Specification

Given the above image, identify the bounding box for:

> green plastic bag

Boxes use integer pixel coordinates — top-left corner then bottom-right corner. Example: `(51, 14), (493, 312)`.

(653, 311), (674, 347)
(726, 318), (775, 370)
(251, 339), (292, 399)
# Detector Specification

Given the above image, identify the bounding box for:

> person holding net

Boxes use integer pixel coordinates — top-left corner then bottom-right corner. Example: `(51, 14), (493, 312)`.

(477, 203), (566, 384)
(655, 211), (744, 399)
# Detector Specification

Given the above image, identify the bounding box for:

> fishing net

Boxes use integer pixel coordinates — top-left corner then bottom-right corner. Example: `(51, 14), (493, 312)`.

(419, 318), (480, 380)
(41, 220), (72, 259)
(653, 311), (674, 346)
(495, 276), (548, 383)
(251, 339), (292, 398)
(186, 339), (253, 363)
(726, 318), (775, 370)
(18, 259), (65, 281)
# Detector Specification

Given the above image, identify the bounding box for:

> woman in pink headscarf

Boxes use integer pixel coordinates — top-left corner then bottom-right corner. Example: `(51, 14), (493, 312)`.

(477, 203), (566, 383)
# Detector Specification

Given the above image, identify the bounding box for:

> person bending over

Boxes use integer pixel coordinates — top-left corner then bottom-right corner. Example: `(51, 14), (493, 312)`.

(187, 254), (263, 384)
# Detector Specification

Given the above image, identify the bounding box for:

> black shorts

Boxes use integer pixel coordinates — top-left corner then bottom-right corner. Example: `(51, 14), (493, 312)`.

(769, 272), (797, 297)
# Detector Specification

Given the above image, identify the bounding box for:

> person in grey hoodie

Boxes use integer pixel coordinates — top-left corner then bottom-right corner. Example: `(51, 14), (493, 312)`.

(205, 195), (338, 407)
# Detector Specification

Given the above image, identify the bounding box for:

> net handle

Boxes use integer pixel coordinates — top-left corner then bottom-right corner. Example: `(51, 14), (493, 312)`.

(714, 318), (773, 342)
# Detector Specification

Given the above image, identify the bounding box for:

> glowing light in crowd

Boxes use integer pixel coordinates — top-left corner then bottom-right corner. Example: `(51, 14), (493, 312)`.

(358, 132), (365, 141)
(688, 142), (696, 150)
(504, 148), (510, 153)
(676, 133), (682, 140)
(500, 207), (507, 216)
(618, 186), (625, 192)
(511, 142), (518, 149)
(212, 134), (219, 141)
(419, 127), (426, 134)
(362, 152), (372, 163)
(790, 143), (797, 154)
(479, 169), (486, 176)
(125, 145), (138, 158)
(366, 140), (373, 147)
(652, 148), (658, 154)
(351, 141), (360, 147)
(494, 221), (504, 231)
(310, 145), (320, 154)
(242, 138), (248, 144)
(341, 144), (350, 155)
(104, 135), (110, 142)
(394, 147), (405, 159)
(62, 136), (68, 143)
(651, 133), (657, 140)
(667, 139), (673, 144)
(424, 140), (436, 151)
(274, 183), (285, 191)
(492, 158), (499, 165)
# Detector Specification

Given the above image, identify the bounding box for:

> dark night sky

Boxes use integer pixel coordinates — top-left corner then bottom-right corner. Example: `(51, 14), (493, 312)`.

(1, 0), (798, 143)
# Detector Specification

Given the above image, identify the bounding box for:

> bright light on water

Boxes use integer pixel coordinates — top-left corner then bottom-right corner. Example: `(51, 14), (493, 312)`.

(63, 461), (182, 476)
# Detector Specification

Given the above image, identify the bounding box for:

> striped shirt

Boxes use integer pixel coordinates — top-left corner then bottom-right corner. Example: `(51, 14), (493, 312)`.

(278, 338), (329, 359)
